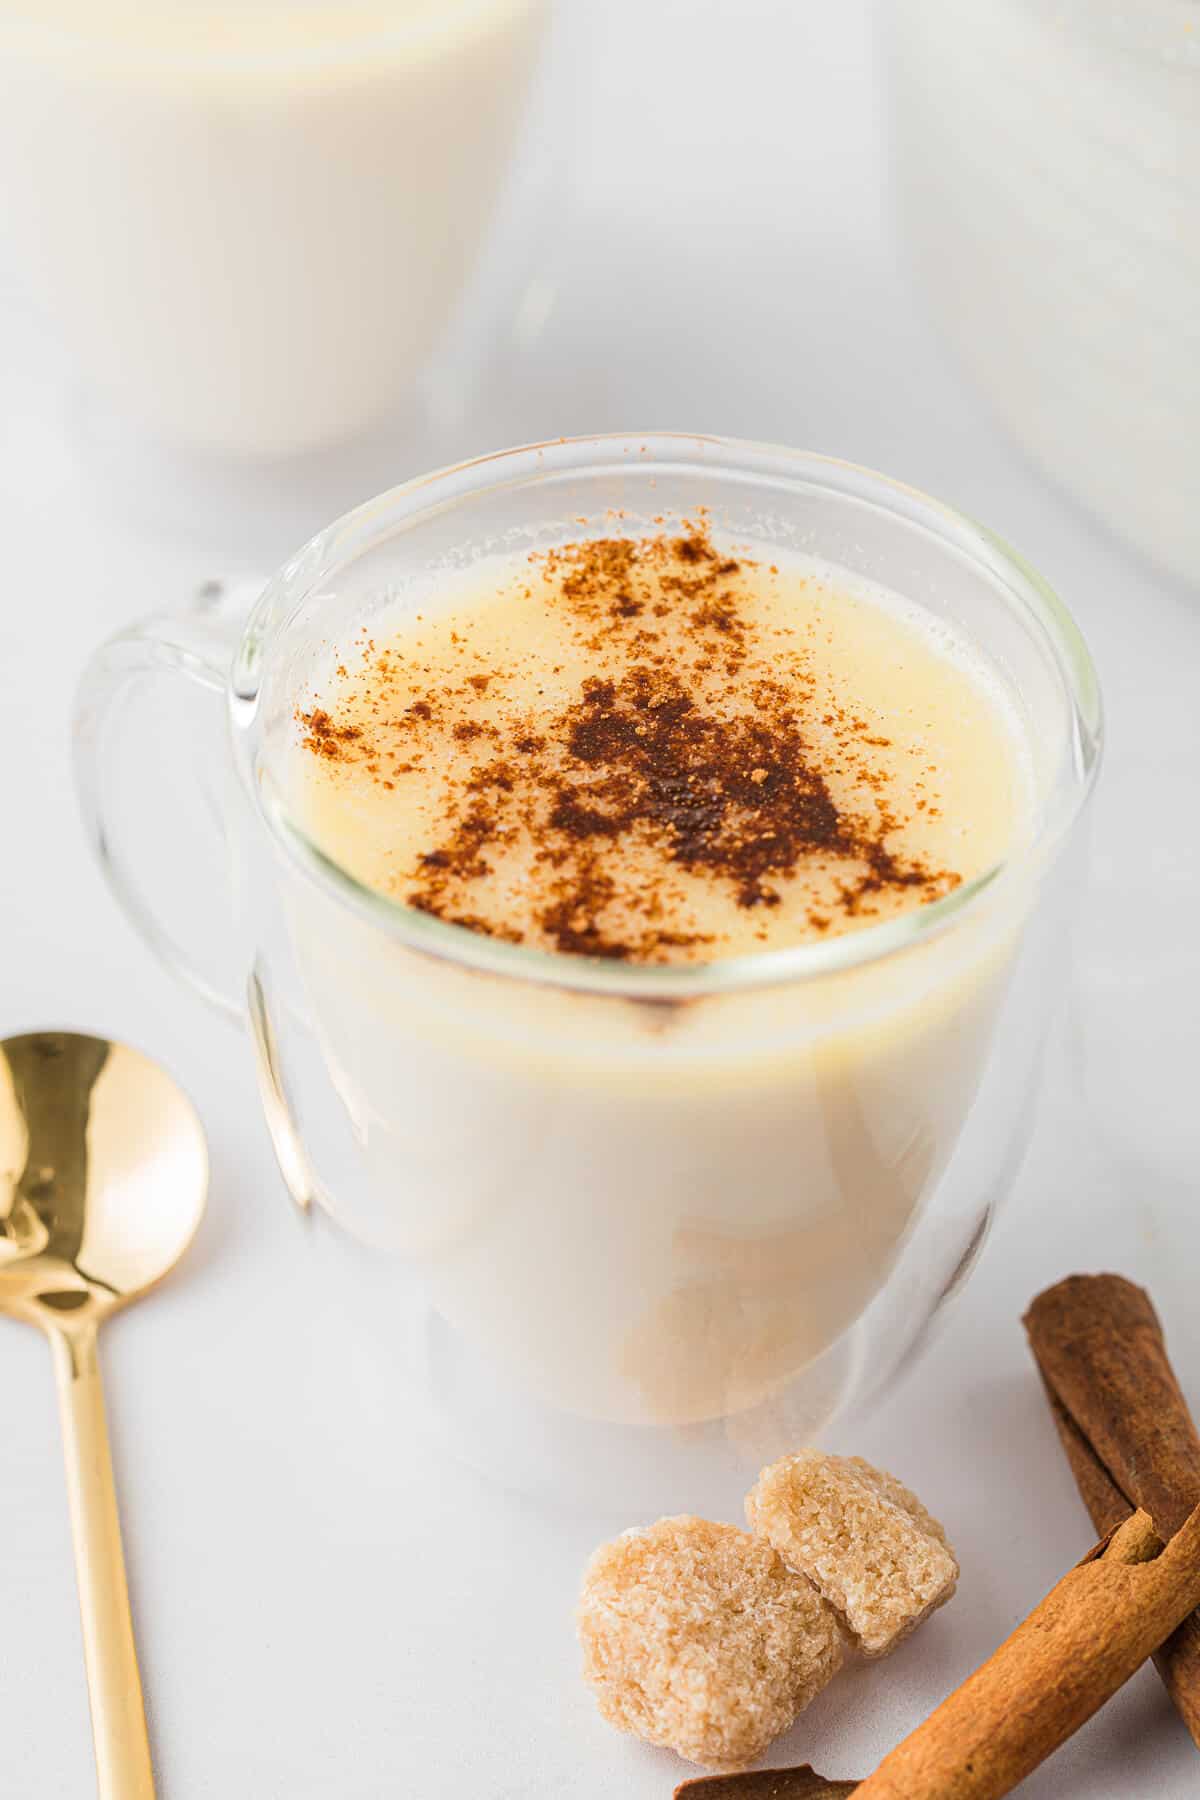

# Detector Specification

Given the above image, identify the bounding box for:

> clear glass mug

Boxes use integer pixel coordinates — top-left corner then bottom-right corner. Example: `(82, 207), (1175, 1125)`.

(74, 436), (1101, 1512)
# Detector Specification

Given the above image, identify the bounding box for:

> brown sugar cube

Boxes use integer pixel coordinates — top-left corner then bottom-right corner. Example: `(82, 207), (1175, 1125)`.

(745, 1450), (958, 1658)
(578, 1515), (842, 1770)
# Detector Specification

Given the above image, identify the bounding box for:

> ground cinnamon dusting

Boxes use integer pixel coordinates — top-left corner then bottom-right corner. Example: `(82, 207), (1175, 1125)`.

(296, 526), (964, 962)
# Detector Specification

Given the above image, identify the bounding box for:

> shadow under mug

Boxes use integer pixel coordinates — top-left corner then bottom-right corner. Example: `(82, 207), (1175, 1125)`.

(74, 435), (1102, 1513)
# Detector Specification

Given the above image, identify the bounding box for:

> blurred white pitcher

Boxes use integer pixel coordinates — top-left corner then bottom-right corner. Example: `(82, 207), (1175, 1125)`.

(0, 0), (551, 458)
(892, 0), (1200, 589)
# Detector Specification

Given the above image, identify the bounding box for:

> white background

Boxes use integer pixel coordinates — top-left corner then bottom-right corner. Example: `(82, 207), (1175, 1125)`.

(2, 3), (1199, 1795)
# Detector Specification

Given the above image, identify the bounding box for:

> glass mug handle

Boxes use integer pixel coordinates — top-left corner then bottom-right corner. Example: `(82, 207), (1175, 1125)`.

(73, 582), (262, 1025)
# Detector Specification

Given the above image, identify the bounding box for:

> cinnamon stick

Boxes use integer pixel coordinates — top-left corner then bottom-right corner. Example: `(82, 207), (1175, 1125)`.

(1040, 1378), (1128, 1534)
(1025, 1274), (1200, 1535)
(673, 1509), (1200, 1799)
(1025, 1273), (1200, 1745)
(850, 1504), (1200, 1798)
(676, 1770), (858, 1798)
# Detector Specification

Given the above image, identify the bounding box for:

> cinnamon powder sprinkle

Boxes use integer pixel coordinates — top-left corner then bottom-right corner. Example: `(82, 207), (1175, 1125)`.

(296, 526), (963, 962)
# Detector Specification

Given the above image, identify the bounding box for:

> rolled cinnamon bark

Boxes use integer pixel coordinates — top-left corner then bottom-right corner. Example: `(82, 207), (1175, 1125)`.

(1025, 1272), (1200, 1746)
(851, 1505), (1200, 1798)
(675, 1509), (1200, 1800)
(678, 1278), (1200, 1799)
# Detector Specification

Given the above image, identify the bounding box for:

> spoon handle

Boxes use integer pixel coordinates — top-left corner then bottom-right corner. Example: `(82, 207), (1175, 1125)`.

(50, 1323), (155, 1800)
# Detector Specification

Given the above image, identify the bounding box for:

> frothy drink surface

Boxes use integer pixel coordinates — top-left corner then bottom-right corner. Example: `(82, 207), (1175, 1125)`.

(294, 526), (1024, 963)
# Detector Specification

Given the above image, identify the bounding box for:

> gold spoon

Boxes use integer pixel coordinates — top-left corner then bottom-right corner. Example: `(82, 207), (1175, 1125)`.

(0, 1031), (208, 1800)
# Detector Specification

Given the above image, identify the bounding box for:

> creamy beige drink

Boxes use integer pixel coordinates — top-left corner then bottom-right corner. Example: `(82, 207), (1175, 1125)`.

(283, 525), (1029, 1425)
(295, 529), (1022, 957)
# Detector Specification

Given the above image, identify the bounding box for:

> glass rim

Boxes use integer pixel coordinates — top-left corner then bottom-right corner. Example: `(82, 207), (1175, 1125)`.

(237, 432), (1103, 1001)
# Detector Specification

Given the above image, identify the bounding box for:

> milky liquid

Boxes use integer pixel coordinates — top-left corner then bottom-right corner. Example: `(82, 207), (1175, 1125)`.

(278, 528), (1033, 1426)
(2, 0), (515, 50)
(292, 529), (1026, 960)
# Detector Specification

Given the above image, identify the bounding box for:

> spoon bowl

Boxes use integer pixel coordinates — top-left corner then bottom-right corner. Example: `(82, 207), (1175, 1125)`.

(0, 1029), (208, 1800)
(0, 1030), (207, 1318)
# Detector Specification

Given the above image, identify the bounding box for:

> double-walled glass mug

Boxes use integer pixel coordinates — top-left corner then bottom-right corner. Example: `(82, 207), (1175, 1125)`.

(75, 436), (1102, 1512)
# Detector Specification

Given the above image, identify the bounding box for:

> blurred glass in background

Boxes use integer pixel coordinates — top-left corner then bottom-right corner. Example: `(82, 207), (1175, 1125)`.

(0, 0), (563, 532)
(891, 0), (1200, 589)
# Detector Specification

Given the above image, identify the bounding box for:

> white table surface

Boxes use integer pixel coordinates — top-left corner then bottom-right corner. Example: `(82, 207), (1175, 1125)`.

(2, 3), (1198, 1795)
